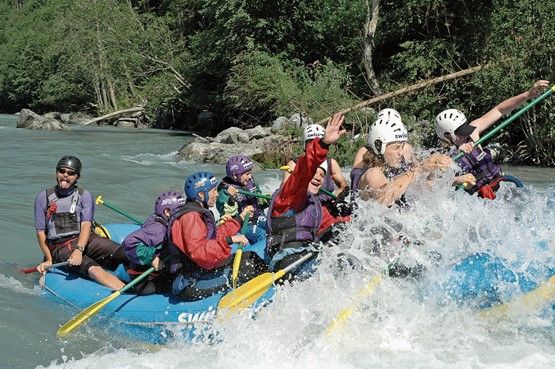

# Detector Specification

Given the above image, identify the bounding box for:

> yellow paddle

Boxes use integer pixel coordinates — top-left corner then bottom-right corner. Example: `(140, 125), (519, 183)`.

(479, 274), (555, 319)
(218, 252), (314, 319)
(325, 249), (407, 336)
(57, 262), (160, 336)
(231, 213), (250, 289)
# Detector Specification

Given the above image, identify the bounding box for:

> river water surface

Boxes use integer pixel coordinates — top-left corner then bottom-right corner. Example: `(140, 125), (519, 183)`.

(1, 113), (554, 369)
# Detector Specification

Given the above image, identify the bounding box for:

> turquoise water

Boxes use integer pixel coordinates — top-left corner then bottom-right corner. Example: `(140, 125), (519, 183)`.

(1, 113), (555, 369)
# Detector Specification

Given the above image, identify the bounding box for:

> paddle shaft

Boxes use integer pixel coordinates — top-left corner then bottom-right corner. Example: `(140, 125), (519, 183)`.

(231, 213), (250, 289)
(95, 195), (143, 224)
(236, 189), (271, 200)
(452, 86), (555, 162)
(218, 252), (314, 315)
(21, 261), (69, 274)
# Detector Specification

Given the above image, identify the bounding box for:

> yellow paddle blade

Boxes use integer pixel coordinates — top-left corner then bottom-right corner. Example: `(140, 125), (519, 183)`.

(57, 291), (121, 337)
(479, 274), (555, 319)
(279, 165), (292, 173)
(218, 269), (286, 320)
(231, 248), (243, 289)
(325, 275), (381, 336)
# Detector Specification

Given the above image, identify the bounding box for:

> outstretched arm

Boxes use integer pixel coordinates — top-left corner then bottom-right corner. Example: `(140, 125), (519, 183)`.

(471, 80), (550, 135)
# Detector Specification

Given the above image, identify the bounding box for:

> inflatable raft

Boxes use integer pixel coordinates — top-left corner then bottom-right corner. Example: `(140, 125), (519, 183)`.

(43, 223), (312, 344)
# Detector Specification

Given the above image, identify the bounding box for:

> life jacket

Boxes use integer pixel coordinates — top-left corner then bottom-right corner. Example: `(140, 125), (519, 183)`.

(44, 186), (85, 244)
(124, 213), (169, 269)
(450, 144), (502, 195)
(218, 176), (265, 220)
(266, 191), (323, 259)
(167, 201), (217, 274)
(294, 156), (335, 204)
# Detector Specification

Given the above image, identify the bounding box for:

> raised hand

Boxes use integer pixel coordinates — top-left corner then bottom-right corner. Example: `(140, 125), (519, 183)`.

(322, 112), (347, 146)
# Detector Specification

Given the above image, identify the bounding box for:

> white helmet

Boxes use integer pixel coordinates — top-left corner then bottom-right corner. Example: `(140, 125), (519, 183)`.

(368, 118), (408, 155)
(377, 108), (402, 125)
(302, 124), (325, 147)
(318, 159), (328, 174)
(435, 109), (467, 143)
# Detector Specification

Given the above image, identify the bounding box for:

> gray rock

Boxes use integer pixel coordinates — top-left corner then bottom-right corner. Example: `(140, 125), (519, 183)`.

(16, 109), (70, 131)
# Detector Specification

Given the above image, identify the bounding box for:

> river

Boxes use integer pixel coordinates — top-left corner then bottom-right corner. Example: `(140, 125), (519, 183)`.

(0, 113), (554, 369)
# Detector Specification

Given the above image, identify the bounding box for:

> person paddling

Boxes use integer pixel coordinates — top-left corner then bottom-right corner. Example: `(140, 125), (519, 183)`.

(435, 79), (550, 199)
(216, 155), (268, 244)
(122, 191), (185, 295)
(168, 171), (267, 301)
(33, 156), (129, 290)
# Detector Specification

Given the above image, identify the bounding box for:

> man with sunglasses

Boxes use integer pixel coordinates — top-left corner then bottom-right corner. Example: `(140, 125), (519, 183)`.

(33, 155), (129, 289)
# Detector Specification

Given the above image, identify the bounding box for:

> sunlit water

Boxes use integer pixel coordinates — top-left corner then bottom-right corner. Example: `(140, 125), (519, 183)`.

(1, 114), (554, 369)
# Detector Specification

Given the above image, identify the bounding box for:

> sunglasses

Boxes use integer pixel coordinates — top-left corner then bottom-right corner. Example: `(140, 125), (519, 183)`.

(57, 168), (77, 176)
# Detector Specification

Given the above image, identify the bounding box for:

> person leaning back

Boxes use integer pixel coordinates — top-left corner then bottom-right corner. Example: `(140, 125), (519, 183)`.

(34, 155), (129, 290)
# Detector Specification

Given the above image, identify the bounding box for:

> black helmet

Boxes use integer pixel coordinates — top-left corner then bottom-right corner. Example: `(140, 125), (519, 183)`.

(56, 155), (82, 176)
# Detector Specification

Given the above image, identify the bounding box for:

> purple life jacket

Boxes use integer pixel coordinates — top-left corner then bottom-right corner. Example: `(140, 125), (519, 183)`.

(167, 201), (217, 274)
(122, 213), (168, 267)
(218, 176), (265, 220)
(450, 145), (501, 195)
(265, 190), (323, 258)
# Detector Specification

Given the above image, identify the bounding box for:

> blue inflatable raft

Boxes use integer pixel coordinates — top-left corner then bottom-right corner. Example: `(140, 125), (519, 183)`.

(42, 223), (298, 344)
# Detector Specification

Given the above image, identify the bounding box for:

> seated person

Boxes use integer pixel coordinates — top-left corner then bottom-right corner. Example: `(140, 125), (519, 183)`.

(267, 113), (350, 273)
(281, 123), (349, 206)
(216, 155), (268, 244)
(168, 171), (267, 301)
(358, 118), (451, 207)
(434, 79), (549, 199)
(122, 191), (185, 295)
(34, 155), (128, 290)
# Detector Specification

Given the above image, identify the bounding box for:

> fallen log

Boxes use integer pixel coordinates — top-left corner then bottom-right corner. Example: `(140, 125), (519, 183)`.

(84, 106), (145, 126)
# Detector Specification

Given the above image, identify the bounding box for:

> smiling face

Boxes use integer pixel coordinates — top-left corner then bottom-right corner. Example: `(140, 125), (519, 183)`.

(235, 171), (252, 186)
(382, 141), (406, 168)
(307, 168), (326, 194)
(56, 167), (78, 189)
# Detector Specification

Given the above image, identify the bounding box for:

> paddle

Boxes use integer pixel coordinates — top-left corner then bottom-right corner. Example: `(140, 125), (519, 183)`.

(21, 261), (69, 274)
(479, 274), (555, 320)
(218, 252), (314, 318)
(95, 195), (143, 225)
(453, 86), (554, 190)
(325, 246), (409, 336)
(57, 258), (164, 336)
(236, 189), (271, 200)
(279, 165), (337, 199)
(231, 213), (250, 289)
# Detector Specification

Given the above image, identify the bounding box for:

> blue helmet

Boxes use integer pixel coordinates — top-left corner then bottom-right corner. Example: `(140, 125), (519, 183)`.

(184, 171), (218, 203)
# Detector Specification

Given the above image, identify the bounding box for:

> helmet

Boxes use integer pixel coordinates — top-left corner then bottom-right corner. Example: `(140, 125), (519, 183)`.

(184, 171), (218, 203)
(155, 191), (185, 219)
(302, 124), (325, 146)
(368, 118), (408, 155)
(377, 108), (402, 125)
(318, 160), (328, 174)
(435, 109), (467, 143)
(226, 155), (254, 178)
(56, 155), (82, 176)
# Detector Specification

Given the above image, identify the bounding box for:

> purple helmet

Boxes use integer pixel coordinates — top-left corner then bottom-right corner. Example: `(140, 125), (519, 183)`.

(226, 155), (254, 178)
(184, 171), (218, 203)
(155, 191), (185, 219)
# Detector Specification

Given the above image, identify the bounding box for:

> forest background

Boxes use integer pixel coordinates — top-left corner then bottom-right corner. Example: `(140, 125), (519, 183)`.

(0, 0), (554, 167)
